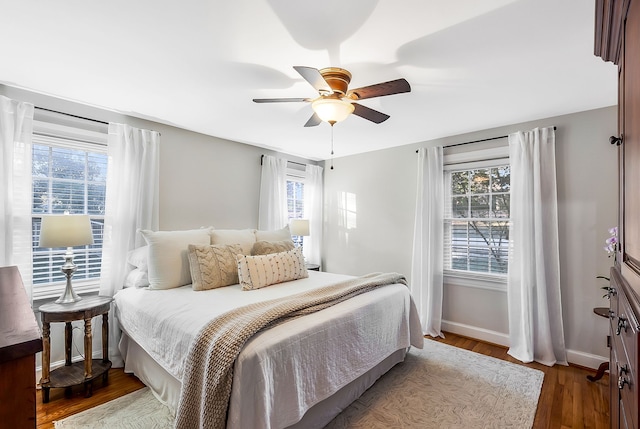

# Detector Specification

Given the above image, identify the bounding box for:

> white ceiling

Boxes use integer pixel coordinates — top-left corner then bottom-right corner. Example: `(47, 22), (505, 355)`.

(0, 0), (617, 161)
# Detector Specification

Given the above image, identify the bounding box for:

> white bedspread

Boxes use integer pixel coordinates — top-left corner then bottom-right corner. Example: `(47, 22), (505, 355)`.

(114, 271), (423, 428)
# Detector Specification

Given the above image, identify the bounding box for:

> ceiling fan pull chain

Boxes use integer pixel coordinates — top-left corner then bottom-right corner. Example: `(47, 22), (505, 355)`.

(330, 124), (334, 170)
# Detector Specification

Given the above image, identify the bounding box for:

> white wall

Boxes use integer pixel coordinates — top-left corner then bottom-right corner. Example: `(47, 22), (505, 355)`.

(322, 106), (618, 368)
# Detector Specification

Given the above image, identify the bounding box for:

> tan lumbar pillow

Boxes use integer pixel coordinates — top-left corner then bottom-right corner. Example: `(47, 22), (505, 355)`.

(250, 239), (295, 256)
(188, 243), (243, 291)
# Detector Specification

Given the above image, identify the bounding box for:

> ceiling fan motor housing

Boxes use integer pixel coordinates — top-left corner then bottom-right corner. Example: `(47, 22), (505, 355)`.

(318, 67), (352, 95)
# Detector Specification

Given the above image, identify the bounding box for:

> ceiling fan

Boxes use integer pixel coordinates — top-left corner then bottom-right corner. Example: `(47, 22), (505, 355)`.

(253, 66), (411, 127)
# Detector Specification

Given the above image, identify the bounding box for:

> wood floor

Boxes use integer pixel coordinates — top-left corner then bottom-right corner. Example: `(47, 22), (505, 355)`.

(35, 332), (609, 428)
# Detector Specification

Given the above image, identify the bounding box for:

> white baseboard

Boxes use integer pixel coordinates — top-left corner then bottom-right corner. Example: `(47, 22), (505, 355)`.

(565, 349), (609, 371)
(441, 320), (510, 347)
(440, 320), (608, 371)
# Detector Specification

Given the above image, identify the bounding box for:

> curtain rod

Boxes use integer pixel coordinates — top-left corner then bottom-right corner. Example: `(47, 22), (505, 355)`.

(35, 106), (109, 126)
(260, 154), (306, 167)
(415, 126), (557, 153)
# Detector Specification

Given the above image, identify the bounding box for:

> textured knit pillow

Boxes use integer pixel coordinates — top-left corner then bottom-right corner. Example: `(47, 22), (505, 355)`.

(250, 239), (295, 256)
(188, 243), (243, 291)
(237, 247), (308, 290)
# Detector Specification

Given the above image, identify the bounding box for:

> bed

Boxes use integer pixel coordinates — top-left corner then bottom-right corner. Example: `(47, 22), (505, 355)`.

(114, 227), (423, 428)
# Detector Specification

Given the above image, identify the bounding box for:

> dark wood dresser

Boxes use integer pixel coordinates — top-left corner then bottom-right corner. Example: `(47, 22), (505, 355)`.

(0, 266), (43, 428)
(595, 0), (640, 427)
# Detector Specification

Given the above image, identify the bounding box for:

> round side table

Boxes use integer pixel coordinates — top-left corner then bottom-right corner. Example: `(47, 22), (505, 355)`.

(39, 295), (113, 402)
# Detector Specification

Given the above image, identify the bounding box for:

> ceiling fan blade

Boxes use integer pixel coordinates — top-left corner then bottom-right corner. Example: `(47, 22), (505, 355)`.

(304, 112), (322, 127)
(347, 78), (411, 100)
(351, 103), (390, 124)
(253, 98), (311, 103)
(293, 66), (333, 94)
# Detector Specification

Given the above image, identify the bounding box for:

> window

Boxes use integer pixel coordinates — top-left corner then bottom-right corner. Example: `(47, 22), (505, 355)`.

(287, 178), (304, 220)
(31, 132), (107, 299)
(286, 166), (305, 246)
(444, 162), (510, 277)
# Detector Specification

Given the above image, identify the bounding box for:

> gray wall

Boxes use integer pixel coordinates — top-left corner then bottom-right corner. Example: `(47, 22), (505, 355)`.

(2, 82), (617, 370)
(322, 106), (618, 368)
(0, 85), (314, 370)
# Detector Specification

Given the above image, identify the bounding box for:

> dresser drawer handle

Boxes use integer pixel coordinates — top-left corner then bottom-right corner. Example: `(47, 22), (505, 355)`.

(617, 316), (628, 335)
(619, 375), (631, 390)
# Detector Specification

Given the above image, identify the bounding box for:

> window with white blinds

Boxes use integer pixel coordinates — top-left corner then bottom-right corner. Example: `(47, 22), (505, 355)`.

(31, 132), (107, 293)
(287, 166), (305, 246)
(444, 161), (510, 277)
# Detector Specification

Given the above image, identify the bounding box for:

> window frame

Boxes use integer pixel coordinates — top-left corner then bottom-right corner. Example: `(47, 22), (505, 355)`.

(443, 146), (510, 291)
(31, 117), (108, 302)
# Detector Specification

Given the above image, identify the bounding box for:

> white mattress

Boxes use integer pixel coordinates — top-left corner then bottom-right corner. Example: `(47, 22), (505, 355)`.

(114, 271), (423, 428)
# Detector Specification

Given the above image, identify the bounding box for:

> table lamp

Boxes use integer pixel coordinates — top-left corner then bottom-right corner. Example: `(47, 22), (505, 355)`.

(290, 219), (310, 249)
(39, 213), (94, 304)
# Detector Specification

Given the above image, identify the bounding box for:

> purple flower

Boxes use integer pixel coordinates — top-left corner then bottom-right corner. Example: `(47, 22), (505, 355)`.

(605, 227), (619, 257)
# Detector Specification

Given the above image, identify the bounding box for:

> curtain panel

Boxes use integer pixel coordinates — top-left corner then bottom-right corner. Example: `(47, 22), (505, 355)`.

(507, 126), (567, 366)
(411, 146), (444, 337)
(303, 164), (323, 265)
(0, 96), (34, 301)
(99, 123), (160, 366)
(258, 155), (288, 231)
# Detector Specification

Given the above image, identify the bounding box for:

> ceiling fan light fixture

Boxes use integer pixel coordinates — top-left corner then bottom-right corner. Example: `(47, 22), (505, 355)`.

(311, 98), (354, 124)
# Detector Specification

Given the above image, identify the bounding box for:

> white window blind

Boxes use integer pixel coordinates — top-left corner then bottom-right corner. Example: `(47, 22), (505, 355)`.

(444, 159), (511, 278)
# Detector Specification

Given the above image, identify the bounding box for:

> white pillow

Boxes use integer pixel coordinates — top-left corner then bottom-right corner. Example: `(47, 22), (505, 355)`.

(255, 225), (291, 242)
(210, 229), (257, 255)
(123, 268), (150, 288)
(140, 228), (213, 290)
(237, 247), (308, 290)
(126, 245), (149, 271)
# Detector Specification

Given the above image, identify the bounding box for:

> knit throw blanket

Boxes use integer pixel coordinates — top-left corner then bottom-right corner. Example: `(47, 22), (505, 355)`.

(174, 272), (407, 429)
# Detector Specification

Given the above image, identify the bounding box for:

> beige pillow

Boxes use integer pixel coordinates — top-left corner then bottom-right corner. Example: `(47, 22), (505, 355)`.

(255, 225), (291, 242)
(237, 247), (308, 291)
(250, 239), (295, 256)
(210, 229), (257, 255)
(188, 244), (243, 291)
(140, 228), (213, 290)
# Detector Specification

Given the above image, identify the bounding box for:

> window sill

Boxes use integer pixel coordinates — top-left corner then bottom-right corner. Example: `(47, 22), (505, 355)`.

(32, 281), (101, 309)
(444, 269), (507, 292)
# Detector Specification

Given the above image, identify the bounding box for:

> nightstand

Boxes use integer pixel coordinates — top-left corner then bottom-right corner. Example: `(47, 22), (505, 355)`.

(306, 263), (320, 271)
(39, 295), (113, 403)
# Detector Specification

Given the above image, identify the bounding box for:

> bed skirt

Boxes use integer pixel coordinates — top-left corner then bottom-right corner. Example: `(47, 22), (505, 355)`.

(119, 332), (408, 428)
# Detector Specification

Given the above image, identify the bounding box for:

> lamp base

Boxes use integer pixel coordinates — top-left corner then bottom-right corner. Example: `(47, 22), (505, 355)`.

(55, 281), (82, 304)
(55, 249), (82, 304)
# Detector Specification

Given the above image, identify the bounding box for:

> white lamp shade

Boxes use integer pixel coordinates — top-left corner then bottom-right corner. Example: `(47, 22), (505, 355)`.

(39, 215), (94, 248)
(290, 219), (310, 236)
(311, 98), (354, 123)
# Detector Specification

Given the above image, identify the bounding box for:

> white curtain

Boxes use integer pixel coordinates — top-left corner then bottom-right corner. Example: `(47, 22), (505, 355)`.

(507, 126), (567, 366)
(99, 123), (159, 366)
(303, 164), (323, 265)
(411, 146), (444, 337)
(258, 155), (288, 231)
(0, 96), (34, 300)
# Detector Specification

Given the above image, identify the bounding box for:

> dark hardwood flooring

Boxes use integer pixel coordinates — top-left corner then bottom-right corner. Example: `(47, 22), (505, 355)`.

(35, 332), (609, 428)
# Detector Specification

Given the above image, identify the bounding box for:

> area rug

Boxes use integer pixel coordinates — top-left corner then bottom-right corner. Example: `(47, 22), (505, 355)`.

(54, 387), (174, 429)
(55, 340), (544, 429)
